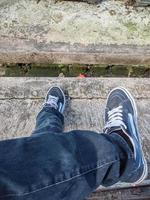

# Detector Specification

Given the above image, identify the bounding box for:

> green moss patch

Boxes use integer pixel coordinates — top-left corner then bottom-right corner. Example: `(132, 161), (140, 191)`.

(0, 63), (149, 77)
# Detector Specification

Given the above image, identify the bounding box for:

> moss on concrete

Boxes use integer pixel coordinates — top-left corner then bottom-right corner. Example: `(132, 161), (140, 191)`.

(0, 63), (149, 77)
(123, 22), (137, 32)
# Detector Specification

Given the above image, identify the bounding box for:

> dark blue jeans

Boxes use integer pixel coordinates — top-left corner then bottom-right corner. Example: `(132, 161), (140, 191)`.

(0, 107), (140, 200)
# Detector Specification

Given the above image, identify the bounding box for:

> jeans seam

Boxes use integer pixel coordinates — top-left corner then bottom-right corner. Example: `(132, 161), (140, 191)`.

(0, 159), (119, 198)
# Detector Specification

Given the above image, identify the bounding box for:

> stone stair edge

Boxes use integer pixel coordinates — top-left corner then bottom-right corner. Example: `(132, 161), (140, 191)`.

(0, 77), (149, 99)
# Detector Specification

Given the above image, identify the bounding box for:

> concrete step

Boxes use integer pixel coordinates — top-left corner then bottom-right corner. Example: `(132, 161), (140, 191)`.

(0, 77), (150, 199)
(0, 0), (150, 65)
(136, 0), (150, 6)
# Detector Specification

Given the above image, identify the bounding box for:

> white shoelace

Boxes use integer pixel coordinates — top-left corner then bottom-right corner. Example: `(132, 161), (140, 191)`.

(46, 95), (58, 110)
(105, 105), (127, 130)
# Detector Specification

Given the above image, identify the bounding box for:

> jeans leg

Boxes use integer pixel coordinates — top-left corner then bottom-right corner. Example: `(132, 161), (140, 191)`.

(32, 107), (64, 135)
(50, 130), (137, 200)
(0, 128), (137, 200)
(66, 130), (135, 189)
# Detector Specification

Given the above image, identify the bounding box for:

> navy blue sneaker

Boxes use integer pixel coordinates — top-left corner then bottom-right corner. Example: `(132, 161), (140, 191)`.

(104, 87), (148, 185)
(44, 86), (66, 114)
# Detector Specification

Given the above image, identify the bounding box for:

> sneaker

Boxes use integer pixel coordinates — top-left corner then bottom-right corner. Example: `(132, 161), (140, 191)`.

(44, 86), (66, 114)
(103, 87), (148, 185)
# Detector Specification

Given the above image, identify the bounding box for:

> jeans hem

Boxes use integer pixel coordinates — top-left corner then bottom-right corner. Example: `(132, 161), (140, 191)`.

(40, 106), (64, 124)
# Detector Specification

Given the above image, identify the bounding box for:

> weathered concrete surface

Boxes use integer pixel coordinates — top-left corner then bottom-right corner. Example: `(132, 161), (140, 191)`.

(88, 184), (150, 200)
(137, 0), (150, 6)
(0, 0), (150, 45)
(0, 38), (150, 64)
(0, 0), (150, 64)
(0, 77), (150, 99)
(0, 78), (150, 199)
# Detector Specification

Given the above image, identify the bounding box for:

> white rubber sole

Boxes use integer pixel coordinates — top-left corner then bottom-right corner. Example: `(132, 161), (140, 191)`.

(106, 86), (148, 185)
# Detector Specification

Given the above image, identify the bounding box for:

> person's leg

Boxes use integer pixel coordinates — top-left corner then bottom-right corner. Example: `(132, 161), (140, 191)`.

(0, 128), (133, 200)
(33, 107), (64, 134)
(102, 87), (148, 185)
(0, 126), (144, 200)
(0, 87), (147, 200)
(57, 86), (148, 199)
(32, 87), (65, 135)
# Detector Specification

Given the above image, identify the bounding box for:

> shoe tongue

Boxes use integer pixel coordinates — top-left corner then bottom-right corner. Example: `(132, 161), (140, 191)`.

(46, 95), (58, 110)
(48, 95), (58, 101)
